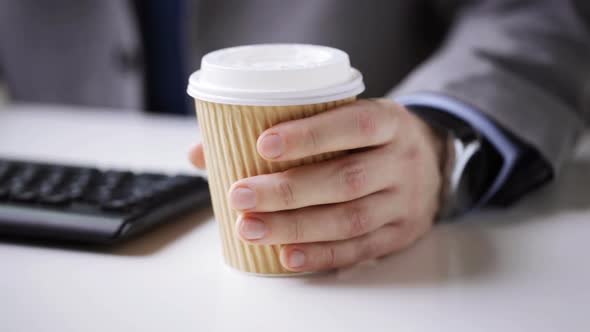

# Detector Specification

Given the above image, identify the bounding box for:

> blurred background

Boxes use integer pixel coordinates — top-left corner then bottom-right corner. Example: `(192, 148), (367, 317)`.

(0, 1), (452, 116)
(0, 82), (6, 106)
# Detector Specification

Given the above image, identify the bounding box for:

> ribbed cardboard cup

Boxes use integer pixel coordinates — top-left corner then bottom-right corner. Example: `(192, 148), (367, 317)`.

(188, 44), (364, 275)
(195, 97), (355, 275)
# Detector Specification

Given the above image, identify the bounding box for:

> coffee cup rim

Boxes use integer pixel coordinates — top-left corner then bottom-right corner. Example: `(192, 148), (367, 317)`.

(187, 68), (364, 106)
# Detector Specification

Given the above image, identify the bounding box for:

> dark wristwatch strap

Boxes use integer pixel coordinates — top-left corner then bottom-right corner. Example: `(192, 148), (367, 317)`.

(408, 106), (502, 218)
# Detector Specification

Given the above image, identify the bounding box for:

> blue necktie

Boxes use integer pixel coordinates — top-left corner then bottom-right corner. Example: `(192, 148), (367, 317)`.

(135, 0), (190, 115)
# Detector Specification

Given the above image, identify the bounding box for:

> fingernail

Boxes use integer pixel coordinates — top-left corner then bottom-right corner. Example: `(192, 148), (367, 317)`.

(259, 134), (284, 159)
(288, 250), (306, 268)
(238, 217), (267, 240)
(229, 187), (256, 210)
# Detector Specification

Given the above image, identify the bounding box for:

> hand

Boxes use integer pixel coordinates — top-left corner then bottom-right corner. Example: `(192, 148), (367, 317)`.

(189, 99), (445, 272)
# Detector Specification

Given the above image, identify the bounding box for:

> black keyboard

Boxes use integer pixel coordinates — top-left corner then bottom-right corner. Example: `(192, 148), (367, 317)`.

(0, 159), (210, 244)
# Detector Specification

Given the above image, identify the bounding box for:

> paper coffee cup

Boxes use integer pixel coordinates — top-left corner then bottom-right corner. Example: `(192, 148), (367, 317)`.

(187, 44), (365, 275)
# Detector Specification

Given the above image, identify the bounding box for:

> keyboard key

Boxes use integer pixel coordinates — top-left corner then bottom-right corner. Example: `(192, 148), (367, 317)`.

(10, 181), (27, 196)
(83, 186), (112, 204)
(72, 169), (100, 202)
(45, 167), (67, 186)
(69, 186), (85, 200)
(18, 165), (40, 184)
(102, 171), (132, 189)
(72, 168), (98, 188)
(39, 192), (70, 206)
(101, 199), (132, 212)
(12, 190), (38, 202)
(39, 182), (57, 197)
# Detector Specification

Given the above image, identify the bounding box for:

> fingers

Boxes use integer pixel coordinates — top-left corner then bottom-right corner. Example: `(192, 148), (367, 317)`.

(236, 189), (404, 244)
(228, 147), (399, 212)
(279, 222), (417, 271)
(188, 143), (206, 169)
(256, 99), (400, 161)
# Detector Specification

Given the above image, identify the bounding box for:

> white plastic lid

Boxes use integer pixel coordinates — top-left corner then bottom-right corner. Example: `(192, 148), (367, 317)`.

(187, 44), (364, 106)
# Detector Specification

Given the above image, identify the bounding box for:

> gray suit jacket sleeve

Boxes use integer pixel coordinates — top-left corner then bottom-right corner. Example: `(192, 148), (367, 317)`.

(391, 0), (590, 187)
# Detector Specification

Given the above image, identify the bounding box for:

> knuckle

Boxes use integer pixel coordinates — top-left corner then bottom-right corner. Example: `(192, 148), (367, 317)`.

(402, 144), (421, 162)
(374, 98), (400, 140)
(338, 159), (367, 197)
(288, 214), (305, 243)
(361, 99), (399, 142)
(274, 177), (296, 208)
(358, 237), (381, 261)
(344, 204), (371, 238)
(324, 246), (337, 269)
(354, 108), (378, 139)
(302, 125), (320, 154)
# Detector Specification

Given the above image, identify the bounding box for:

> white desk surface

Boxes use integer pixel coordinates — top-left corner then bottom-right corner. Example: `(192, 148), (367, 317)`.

(0, 104), (589, 332)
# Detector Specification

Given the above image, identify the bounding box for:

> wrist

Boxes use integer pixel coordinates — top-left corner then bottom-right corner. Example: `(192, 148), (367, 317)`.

(407, 105), (487, 219)
(415, 115), (448, 183)
(415, 116), (449, 216)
